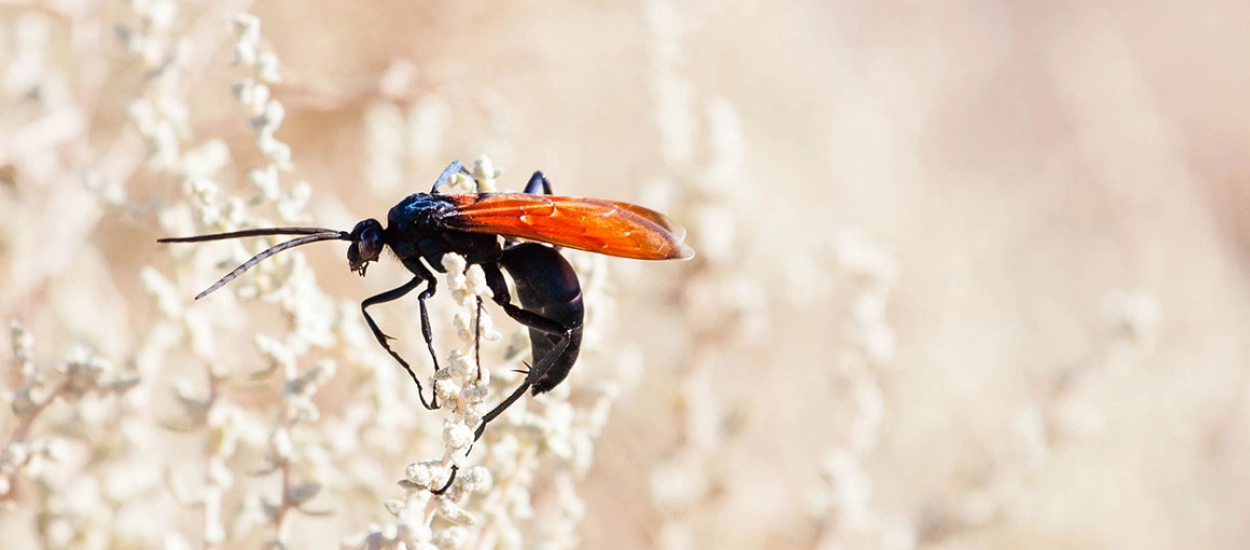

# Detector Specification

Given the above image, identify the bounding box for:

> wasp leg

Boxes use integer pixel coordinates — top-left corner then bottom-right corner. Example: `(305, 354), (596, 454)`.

(522, 171), (554, 195)
(430, 465), (458, 495)
(362, 273), (440, 410)
(428, 160), (465, 193)
(394, 259), (449, 409)
(475, 262), (577, 442)
(477, 303), (574, 443)
(472, 316), (572, 442)
(474, 296), (484, 382)
(428, 290), (563, 494)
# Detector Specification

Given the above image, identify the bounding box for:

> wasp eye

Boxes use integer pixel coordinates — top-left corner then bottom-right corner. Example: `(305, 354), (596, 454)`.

(348, 219), (384, 275)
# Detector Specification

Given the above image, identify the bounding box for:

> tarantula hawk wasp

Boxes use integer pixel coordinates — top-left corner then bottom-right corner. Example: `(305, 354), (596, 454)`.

(160, 160), (693, 492)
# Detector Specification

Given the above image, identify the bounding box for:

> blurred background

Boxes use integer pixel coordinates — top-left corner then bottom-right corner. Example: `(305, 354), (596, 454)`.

(2, 0), (1250, 548)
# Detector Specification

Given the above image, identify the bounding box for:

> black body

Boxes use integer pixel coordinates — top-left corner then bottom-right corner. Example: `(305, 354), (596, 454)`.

(350, 164), (585, 449)
(159, 161), (633, 494)
(495, 243), (584, 393)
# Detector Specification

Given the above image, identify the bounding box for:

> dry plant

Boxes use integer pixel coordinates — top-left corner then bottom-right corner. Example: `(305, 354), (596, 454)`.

(1, 4), (657, 548)
(4, 1), (1250, 550)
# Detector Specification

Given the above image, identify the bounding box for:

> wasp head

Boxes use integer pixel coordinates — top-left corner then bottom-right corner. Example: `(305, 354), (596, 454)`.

(347, 218), (384, 276)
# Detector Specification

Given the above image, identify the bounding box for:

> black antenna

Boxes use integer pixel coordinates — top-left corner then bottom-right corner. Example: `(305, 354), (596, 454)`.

(159, 227), (350, 300)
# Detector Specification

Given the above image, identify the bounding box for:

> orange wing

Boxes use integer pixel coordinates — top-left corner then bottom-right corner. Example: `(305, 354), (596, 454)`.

(442, 194), (694, 260)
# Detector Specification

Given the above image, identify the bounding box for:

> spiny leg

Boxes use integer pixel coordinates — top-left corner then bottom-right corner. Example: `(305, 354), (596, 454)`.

(362, 275), (438, 410)
(413, 270), (443, 409)
(472, 264), (577, 441)
(429, 160), (475, 193)
(429, 160), (462, 193)
(474, 300), (572, 442)
(474, 296), (484, 382)
(430, 262), (573, 495)
(430, 467), (457, 495)
(430, 335), (564, 497)
(522, 171), (554, 195)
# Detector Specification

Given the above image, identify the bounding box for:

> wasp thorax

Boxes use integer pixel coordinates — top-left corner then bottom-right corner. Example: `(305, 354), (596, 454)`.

(347, 218), (384, 276)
